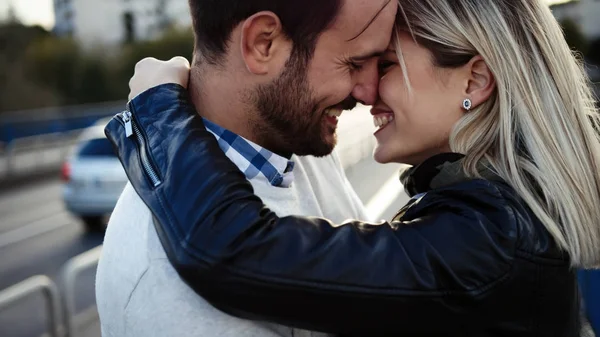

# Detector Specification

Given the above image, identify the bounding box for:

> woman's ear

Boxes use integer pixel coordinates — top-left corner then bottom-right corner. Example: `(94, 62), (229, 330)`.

(240, 11), (291, 75)
(463, 55), (496, 109)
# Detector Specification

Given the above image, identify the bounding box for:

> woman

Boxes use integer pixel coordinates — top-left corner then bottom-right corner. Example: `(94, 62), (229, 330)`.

(106, 0), (600, 335)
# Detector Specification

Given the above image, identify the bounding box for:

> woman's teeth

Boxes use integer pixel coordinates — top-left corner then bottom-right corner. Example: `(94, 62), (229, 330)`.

(373, 114), (394, 128)
(325, 108), (343, 118)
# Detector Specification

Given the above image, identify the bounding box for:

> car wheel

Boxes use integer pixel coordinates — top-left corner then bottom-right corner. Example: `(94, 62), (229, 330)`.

(81, 216), (106, 232)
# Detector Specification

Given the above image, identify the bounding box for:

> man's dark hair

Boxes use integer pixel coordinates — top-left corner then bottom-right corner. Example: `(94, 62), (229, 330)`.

(188, 0), (343, 66)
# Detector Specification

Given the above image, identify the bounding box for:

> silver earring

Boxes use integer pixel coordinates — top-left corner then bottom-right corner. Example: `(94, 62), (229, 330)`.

(462, 98), (472, 111)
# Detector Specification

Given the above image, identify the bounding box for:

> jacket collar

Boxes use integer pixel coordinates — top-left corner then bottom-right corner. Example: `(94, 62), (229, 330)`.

(400, 153), (503, 197)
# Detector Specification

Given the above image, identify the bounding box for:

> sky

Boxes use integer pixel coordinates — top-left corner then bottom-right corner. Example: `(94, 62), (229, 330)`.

(0, 0), (576, 31)
(0, 0), (55, 29)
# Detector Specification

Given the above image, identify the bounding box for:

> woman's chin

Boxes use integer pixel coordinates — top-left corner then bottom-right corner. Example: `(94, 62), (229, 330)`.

(374, 145), (414, 165)
(373, 146), (394, 164)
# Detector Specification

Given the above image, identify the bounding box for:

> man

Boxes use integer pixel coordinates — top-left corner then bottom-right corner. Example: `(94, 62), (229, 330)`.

(95, 0), (397, 336)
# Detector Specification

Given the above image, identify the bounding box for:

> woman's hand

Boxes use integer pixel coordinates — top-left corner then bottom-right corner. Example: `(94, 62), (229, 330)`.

(128, 56), (191, 101)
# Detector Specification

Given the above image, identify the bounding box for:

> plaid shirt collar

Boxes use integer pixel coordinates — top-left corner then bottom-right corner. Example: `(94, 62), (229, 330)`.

(204, 118), (295, 188)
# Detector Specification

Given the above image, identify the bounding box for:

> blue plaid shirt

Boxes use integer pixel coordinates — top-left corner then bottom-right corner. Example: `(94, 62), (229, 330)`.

(204, 118), (295, 188)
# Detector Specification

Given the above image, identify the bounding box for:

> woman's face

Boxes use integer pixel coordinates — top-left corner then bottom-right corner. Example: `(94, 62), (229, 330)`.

(372, 31), (467, 166)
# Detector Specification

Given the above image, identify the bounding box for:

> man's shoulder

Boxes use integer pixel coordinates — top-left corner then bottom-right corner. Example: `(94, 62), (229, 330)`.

(103, 183), (155, 252)
(111, 183), (153, 224)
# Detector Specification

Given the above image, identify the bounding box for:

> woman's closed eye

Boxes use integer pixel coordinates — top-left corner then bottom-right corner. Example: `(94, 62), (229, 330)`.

(378, 60), (395, 73)
(378, 48), (399, 73)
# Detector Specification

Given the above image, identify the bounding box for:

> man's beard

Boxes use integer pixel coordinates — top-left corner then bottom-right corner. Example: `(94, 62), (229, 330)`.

(252, 53), (335, 157)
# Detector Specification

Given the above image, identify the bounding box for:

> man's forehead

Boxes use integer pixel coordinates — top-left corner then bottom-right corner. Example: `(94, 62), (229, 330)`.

(335, 0), (395, 40)
(329, 0), (396, 59)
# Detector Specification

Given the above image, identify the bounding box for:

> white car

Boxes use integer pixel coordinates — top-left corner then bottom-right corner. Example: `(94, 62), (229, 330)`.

(62, 118), (128, 231)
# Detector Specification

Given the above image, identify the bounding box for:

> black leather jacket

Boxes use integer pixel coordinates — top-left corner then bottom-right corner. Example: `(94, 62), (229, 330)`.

(105, 84), (580, 336)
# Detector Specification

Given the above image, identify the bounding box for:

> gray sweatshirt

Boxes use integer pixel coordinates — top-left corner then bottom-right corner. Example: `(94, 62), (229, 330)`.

(95, 150), (369, 337)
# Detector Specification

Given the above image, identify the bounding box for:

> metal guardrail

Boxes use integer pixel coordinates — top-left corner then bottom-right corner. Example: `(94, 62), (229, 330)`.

(0, 246), (103, 337)
(61, 246), (103, 337)
(0, 129), (83, 180)
(0, 101), (124, 124)
(0, 100), (124, 180)
(0, 275), (62, 337)
(0, 101), (124, 144)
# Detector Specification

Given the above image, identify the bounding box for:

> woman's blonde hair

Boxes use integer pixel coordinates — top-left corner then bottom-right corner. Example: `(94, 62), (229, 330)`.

(395, 0), (600, 268)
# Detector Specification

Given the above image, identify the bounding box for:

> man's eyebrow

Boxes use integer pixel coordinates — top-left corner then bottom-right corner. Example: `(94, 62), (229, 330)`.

(349, 51), (385, 62)
(347, 0), (393, 42)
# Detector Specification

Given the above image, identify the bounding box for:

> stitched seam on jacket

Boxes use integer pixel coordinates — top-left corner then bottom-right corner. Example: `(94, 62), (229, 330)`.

(156, 185), (181, 240)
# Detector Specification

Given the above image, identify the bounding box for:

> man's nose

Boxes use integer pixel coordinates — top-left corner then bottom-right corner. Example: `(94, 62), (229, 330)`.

(351, 61), (380, 105)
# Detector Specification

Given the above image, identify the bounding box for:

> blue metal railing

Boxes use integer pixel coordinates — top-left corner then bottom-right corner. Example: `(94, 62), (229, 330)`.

(0, 101), (126, 143)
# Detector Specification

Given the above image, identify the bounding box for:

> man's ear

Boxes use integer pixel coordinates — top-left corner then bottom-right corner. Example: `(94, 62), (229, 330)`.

(463, 55), (496, 109)
(240, 11), (291, 75)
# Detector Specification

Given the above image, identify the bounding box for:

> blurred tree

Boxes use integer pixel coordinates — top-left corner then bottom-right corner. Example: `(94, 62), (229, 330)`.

(76, 56), (113, 103)
(0, 22), (49, 62)
(25, 37), (124, 105)
(0, 23), (57, 112)
(123, 26), (193, 66)
(25, 37), (83, 104)
(0, 25), (194, 113)
(560, 18), (589, 56)
(116, 27), (193, 94)
(0, 61), (59, 111)
(123, 12), (136, 44)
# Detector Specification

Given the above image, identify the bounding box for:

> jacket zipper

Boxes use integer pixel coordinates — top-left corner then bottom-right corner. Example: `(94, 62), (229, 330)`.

(117, 108), (162, 187)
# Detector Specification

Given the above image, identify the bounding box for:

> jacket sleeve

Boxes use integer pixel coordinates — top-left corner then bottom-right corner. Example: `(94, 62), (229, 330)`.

(105, 84), (518, 336)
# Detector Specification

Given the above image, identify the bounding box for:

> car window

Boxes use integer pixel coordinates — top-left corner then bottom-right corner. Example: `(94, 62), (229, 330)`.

(77, 138), (116, 157)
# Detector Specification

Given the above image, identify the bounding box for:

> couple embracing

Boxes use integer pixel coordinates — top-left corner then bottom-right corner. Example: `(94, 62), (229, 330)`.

(96, 0), (600, 336)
